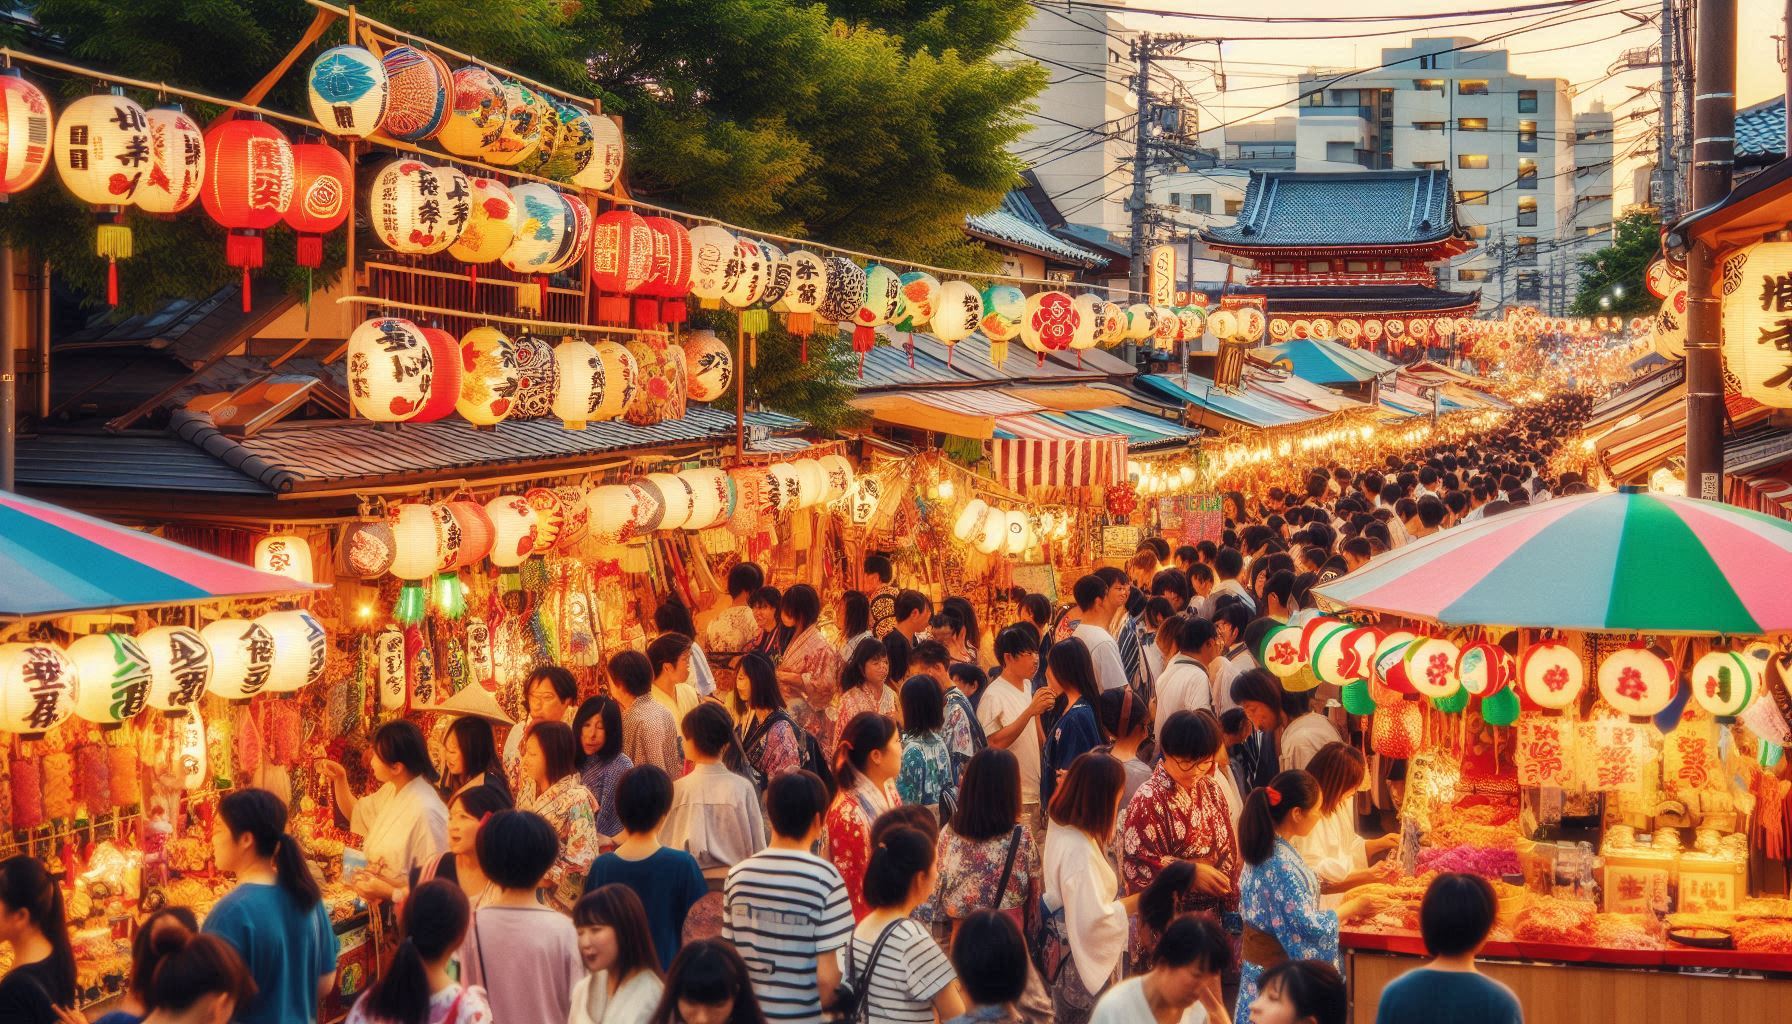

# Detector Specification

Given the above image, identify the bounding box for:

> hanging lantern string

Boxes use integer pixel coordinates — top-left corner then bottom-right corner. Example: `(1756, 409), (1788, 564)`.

(335, 293), (664, 337)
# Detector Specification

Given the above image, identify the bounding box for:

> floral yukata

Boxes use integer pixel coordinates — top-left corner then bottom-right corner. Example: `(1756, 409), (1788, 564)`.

(780, 625), (843, 744)
(897, 730), (954, 819)
(824, 776), (896, 920)
(520, 774), (602, 912)
(1118, 768), (1242, 975)
(1235, 836), (1339, 1024)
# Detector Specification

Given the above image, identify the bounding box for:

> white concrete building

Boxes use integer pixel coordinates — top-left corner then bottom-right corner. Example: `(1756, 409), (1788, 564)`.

(1148, 167), (1252, 287)
(1573, 104), (1616, 251)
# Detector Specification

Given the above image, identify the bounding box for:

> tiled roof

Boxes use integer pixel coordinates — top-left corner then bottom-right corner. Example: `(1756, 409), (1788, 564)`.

(966, 191), (1110, 267)
(849, 328), (1136, 391)
(1737, 96), (1785, 162)
(55, 281), (294, 366)
(1201, 170), (1462, 247)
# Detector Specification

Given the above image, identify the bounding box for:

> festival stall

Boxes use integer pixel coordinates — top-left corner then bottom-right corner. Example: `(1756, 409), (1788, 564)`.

(1294, 489), (1792, 1020)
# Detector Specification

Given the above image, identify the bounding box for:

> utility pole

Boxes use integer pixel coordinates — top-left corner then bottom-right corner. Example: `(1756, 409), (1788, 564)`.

(1656, 0), (1678, 220)
(1127, 31), (1155, 336)
(1684, 0), (1736, 500)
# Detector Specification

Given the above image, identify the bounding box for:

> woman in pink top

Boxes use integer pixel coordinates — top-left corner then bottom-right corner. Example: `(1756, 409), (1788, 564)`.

(458, 811), (583, 1023)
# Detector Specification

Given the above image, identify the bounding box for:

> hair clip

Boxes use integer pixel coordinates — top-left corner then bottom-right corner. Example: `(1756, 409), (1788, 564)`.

(1267, 788), (1283, 807)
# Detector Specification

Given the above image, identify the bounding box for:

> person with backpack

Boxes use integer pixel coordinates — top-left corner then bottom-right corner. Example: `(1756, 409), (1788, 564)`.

(910, 641), (985, 786)
(737, 653), (802, 785)
(896, 676), (955, 824)
(831, 825), (965, 1023)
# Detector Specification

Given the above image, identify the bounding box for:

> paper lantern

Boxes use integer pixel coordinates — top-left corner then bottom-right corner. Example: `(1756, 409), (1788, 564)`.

(1409, 318), (1432, 341)
(442, 500), (495, 568)
(1691, 649), (1755, 722)
(483, 81), (545, 166)
(517, 100), (565, 177)
(723, 237), (771, 309)
(257, 611), (327, 694)
(820, 453), (854, 502)
(378, 45), (452, 142)
(1290, 319), (1311, 340)
(134, 106), (204, 214)
(447, 178), (520, 268)
(388, 503), (440, 582)
(1124, 304), (1156, 341)
(1309, 317), (1334, 340)
(687, 225), (736, 303)
(590, 209), (655, 323)
(892, 273), (941, 332)
(792, 459), (828, 509)
(0, 71), (52, 196)
(1362, 319), (1384, 341)
(754, 241), (791, 310)
(1721, 242), (1792, 406)
(637, 217), (694, 327)
(1150, 306), (1179, 350)
(1001, 508), (1033, 554)
(846, 473), (882, 526)
(680, 468), (731, 530)
(594, 340), (640, 420)
(933, 280), (983, 349)
(1385, 319), (1406, 340)
(775, 250), (828, 318)
(511, 333), (558, 419)
(541, 104), (595, 181)
(56, 91), (152, 302)
(370, 160), (470, 255)
(575, 114), (624, 190)
(202, 619), (275, 702)
(374, 626), (405, 711)
(1095, 301), (1127, 347)
(647, 472), (696, 531)
(853, 264), (902, 331)
(552, 485), (590, 550)
(622, 335), (687, 425)
(980, 285), (1025, 346)
(551, 338), (606, 429)
(1340, 680), (1376, 715)
(1021, 290), (1078, 359)
(1597, 646), (1676, 719)
(1456, 641), (1514, 697)
(1404, 638), (1461, 699)
(1373, 631), (1418, 696)
(629, 478), (667, 533)
(975, 506), (1006, 555)
(1179, 306), (1208, 343)
(66, 633), (151, 727)
(485, 495), (537, 568)
(1268, 318), (1290, 341)
(1207, 309), (1237, 340)
(1433, 317), (1455, 338)
(1371, 699), (1423, 759)
(337, 520), (397, 579)
(137, 626), (209, 716)
(406, 327), (461, 424)
(766, 463), (802, 514)
(501, 183), (583, 274)
(281, 138), (350, 268)
(953, 499), (990, 543)
(682, 330), (734, 403)
(200, 116), (294, 308)
(307, 45), (388, 137)
(0, 643), (76, 736)
(253, 534), (313, 583)
(586, 484), (641, 542)
(1520, 640), (1584, 711)
(524, 487), (567, 553)
(1259, 624), (1306, 680)
(439, 65), (507, 155)
(1308, 622), (1357, 687)
(819, 257), (867, 323)
(347, 317), (433, 422)
(456, 326), (519, 426)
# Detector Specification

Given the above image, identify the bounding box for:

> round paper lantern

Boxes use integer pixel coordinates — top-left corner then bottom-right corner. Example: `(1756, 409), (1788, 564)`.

(1691, 649), (1756, 722)
(253, 534), (313, 583)
(853, 264), (902, 329)
(646, 473), (695, 531)
(590, 209), (655, 322)
(483, 81), (545, 166)
(1385, 319), (1406, 340)
(485, 495), (537, 568)
(1373, 631), (1418, 696)
(1151, 306), (1179, 349)
(1371, 699), (1423, 759)
(1291, 319), (1311, 340)
(1268, 317), (1291, 341)
(370, 160), (470, 255)
(1021, 291), (1078, 356)
(1520, 640), (1584, 711)
(1002, 508), (1033, 555)
(687, 225), (736, 303)
(975, 506), (1007, 555)
(1597, 646), (1676, 719)
(1409, 318), (1432, 342)
(200, 116), (294, 296)
(932, 280), (983, 345)
(408, 327), (462, 424)
(1405, 637), (1462, 699)
(379, 45), (452, 142)
(773, 249), (826, 317)
(1095, 301), (1127, 347)
(1179, 306), (1208, 343)
(622, 336), (687, 425)
(0, 643), (76, 735)
(793, 459), (827, 509)
(447, 177), (519, 266)
(456, 326), (519, 425)
(594, 340), (640, 420)
(892, 273), (941, 332)
(1340, 680), (1376, 715)
(1259, 624), (1306, 680)
(820, 453), (854, 502)
(511, 333), (557, 419)
(1456, 641), (1514, 697)
(682, 330), (734, 403)
(980, 285), (1025, 342)
(444, 500), (495, 567)
(1207, 309), (1237, 340)
(137, 626), (209, 716)
(1362, 319), (1384, 342)
(387, 503), (440, 582)
(0, 71), (52, 195)
(636, 217), (694, 326)
(201, 619), (275, 702)
(532, 103), (594, 181)
(575, 114), (624, 190)
(751, 240), (786, 310)
(1308, 622), (1357, 687)
(586, 484), (642, 542)
(1336, 627), (1383, 686)
(1125, 304), (1157, 341)
(347, 317), (433, 422)
(552, 485), (590, 550)
(1433, 317), (1455, 338)
(256, 610), (327, 694)
(681, 468), (733, 530)
(629, 478), (667, 533)
(953, 499), (990, 543)
(1236, 306), (1266, 342)
(1309, 317), (1334, 340)
(307, 45), (388, 138)
(136, 106), (204, 214)
(67, 633), (151, 727)
(1339, 318), (1364, 341)
(337, 520), (397, 579)
(57, 91), (152, 297)
(501, 183), (582, 274)
(766, 463), (802, 514)
(524, 487), (567, 553)
(551, 338), (606, 429)
(282, 138), (350, 268)
(722, 237), (770, 308)
(439, 65), (508, 156)
(819, 257), (867, 323)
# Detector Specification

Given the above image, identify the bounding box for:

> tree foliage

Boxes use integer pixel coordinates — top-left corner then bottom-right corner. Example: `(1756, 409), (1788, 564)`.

(1571, 212), (1661, 317)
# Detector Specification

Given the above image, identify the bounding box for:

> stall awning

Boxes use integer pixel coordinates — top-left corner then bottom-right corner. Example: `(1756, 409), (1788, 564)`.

(1585, 362), (1684, 429)
(1137, 373), (1328, 430)
(991, 412), (1127, 491)
(1597, 393), (1766, 481)
(851, 388), (1042, 439)
(1244, 369), (1375, 415)
(1253, 338), (1400, 386)
(1046, 406), (1200, 450)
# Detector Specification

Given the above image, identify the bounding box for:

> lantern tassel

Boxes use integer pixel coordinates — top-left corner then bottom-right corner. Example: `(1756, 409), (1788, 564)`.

(393, 581), (427, 625)
(107, 259), (118, 307)
(295, 235), (323, 269)
(468, 263), (478, 293)
(749, 334), (758, 368)
(852, 324), (875, 354)
(634, 297), (659, 329)
(517, 278), (543, 316)
(95, 222), (131, 307)
(432, 571), (467, 619)
(662, 298), (688, 326)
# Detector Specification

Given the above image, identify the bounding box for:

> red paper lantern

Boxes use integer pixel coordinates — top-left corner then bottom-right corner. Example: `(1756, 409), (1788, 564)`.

(589, 208), (653, 325)
(1371, 699), (1422, 759)
(201, 116), (294, 311)
(411, 327), (463, 423)
(640, 216), (693, 327)
(0, 70), (52, 196)
(281, 138), (350, 269)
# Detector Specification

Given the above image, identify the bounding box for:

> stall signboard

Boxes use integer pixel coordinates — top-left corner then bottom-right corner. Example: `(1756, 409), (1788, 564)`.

(1012, 563), (1058, 604)
(1101, 524), (1142, 560)
(1157, 494), (1224, 546)
(1149, 245), (1176, 307)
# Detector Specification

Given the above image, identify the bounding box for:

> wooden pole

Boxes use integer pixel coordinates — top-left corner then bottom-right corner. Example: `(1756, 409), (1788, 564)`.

(735, 319), (747, 458)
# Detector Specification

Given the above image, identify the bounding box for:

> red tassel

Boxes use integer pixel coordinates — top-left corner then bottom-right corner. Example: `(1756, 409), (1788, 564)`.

(295, 235), (322, 269)
(1037, 351), (1045, 368)
(241, 265), (251, 313)
(852, 324), (874, 354)
(107, 260), (117, 307)
(597, 294), (630, 324)
(662, 298), (688, 325)
(634, 297), (660, 329)
(468, 264), (478, 292)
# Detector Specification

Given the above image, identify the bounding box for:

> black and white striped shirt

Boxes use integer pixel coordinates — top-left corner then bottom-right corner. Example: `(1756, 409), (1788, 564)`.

(834, 918), (956, 1024)
(723, 848), (855, 1023)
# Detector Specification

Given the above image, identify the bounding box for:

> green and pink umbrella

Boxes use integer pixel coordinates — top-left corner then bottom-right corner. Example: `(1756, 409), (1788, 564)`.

(1312, 487), (1792, 636)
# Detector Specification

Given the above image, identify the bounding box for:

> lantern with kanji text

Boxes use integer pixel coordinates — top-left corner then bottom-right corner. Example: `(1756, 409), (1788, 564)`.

(1598, 645), (1677, 720)
(637, 217), (693, 328)
(1690, 649), (1756, 722)
(575, 114), (624, 191)
(136, 626), (209, 716)
(551, 338), (607, 429)
(456, 326), (519, 426)
(55, 90), (152, 305)
(136, 105), (203, 215)
(1720, 242), (1792, 407)
(282, 137), (350, 269)
(257, 610), (327, 694)
(253, 534), (313, 583)
(201, 619), (275, 702)
(590, 209), (654, 324)
(347, 317), (434, 422)
(200, 115), (293, 311)
(370, 159), (470, 255)
(307, 45), (387, 138)
(67, 632), (151, 727)
(0, 71), (52, 197)
(0, 642), (76, 736)
(447, 177), (519, 288)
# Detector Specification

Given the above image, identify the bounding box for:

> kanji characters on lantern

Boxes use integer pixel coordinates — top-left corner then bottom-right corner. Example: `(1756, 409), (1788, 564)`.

(1520, 639), (1584, 712)
(1597, 645), (1676, 720)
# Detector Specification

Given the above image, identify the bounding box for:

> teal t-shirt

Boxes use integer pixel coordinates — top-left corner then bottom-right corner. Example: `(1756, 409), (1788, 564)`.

(1374, 967), (1522, 1024)
(203, 883), (340, 1024)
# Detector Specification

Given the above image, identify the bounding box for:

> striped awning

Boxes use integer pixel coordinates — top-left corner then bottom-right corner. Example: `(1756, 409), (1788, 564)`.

(991, 412), (1126, 492)
(1598, 394), (1765, 481)
(851, 388), (1043, 438)
(1729, 467), (1792, 520)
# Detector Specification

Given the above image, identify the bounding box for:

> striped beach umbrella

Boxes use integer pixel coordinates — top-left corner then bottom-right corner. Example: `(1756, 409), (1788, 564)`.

(1313, 487), (1792, 635)
(0, 491), (321, 621)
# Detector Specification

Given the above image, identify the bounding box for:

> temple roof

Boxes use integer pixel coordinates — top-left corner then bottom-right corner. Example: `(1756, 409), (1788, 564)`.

(1200, 169), (1465, 249)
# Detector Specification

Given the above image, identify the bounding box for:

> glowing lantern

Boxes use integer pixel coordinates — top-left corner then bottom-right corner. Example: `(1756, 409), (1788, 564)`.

(1520, 640), (1584, 712)
(379, 45), (452, 142)
(681, 468), (732, 530)
(56, 91), (152, 304)
(447, 178), (519, 273)
(846, 474), (882, 526)
(819, 257), (867, 324)
(683, 330), (734, 402)
(636, 217), (693, 328)
(1309, 318), (1334, 340)
(1721, 242), (1792, 407)
(1434, 317), (1455, 339)
(1207, 309), (1237, 340)
(524, 487), (567, 553)
(1178, 307), (1208, 343)
(387, 502), (437, 622)
(135, 106), (204, 214)
(370, 160), (469, 255)
(629, 478), (667, 532)
(136, 626), (209, 716)
(256, 611), (326, 694)
(586, 484), (642, 542)
(444, 500), (495, 567)
(502, 184), (584, 310)
(647, 473), (696, 531)
(593, 340), (640, 420)
(975, 505), (1006, 555)
(892, 273), (941, 332)
(766, 463), (802, 514)
(518, 100), (564, 176)
(374, 626), (405, 711)
(439, 66), (508, 156)
(1067, 294), (1102, 352)
(407, 327), (462, 424)
(200, 116), (293, 310)
(851, 264), (902, 346)
(541, 107), (598, 183)
(483, 81), (544, 166)
(1373, 631), (1418, 696)
(307, 46), (387, 139)
(253, 534), (313, 583)
(1151, 306), (1178, 350)
(280, 138), (350, 269)
(66, 633), (151, 727)
(953, 500), (990, 543)
(1456, 641), (1513, 697)
(551, 338), (606, 429)
(1372, 699), (1423, 759)
(590, 209), (654, 323)
(932, 280), (983, 355)
(1268, 318), (1290, 341)
(337, 520), (397, 579)
(553, 485), (590, 550)
(510, 333), (557, 419)
(1021, 291), (1078, 362)
(347, 317), (433, 422)
(1385, 319), (1406, 341)
(484, 495), (537, 568)
(687, 225), (736, 304)
(575, 114), (624, 191)
(722, 237), (770, 309)
(1125, 304), (1156, 341)
(1237, 306), (1266, 342)
(981, 284), (1025, 366)
(201, 619), (275, 702)
(1308, 622), (1357, 687)
(1690, 649), (1756, 722)
(0, 643), (76, 736)
(0, 71), (52, 196)
(1404, 637), (1461, 699)
(1095, 301), (1127, 347)
(622, 335), (687, 425)
(820, 454), (854, 502)
(456, 326), (519, 426)
(1363, 319), (1384, 342)
(1336, 627), (1383, 685)
(1259, 624), (1306, 680)
(793, 459), (828, 509)
(1597, 646), (1676, 719)
(1409, 318), (1432, 342)
(1002, 508), (1033, 554)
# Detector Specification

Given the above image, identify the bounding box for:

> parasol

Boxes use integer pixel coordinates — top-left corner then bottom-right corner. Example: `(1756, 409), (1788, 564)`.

(1312, 487), (1792, 635)
(0, 490), (321, 622)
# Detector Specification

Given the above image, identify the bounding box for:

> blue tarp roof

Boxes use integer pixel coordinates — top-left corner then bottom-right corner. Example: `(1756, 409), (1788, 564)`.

(1137, 373), (1325, 430)
(1050, 406), (1200, 448)
(1260, 338), (1400, 386)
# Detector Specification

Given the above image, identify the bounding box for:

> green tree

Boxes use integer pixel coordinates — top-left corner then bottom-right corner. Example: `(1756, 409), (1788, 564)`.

(1571, 212), (1661, 317)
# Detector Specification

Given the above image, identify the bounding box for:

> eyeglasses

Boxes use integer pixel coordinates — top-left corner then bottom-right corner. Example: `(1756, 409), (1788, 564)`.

(1168, 755), (1216, 777)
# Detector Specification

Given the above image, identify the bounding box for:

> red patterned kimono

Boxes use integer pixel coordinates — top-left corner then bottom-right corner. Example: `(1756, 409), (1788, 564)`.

(1117, 767), (1243, 973)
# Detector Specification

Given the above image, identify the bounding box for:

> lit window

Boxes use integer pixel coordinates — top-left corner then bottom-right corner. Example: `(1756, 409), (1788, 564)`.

(1458, 154), (1489, 170)
(1458, 269), (1487, 282)
(1457, 117), (1488, 132)
(1465, 225), (1490, 240)
(1346, 260), (1372, 273)
(1458, 80), (1490, 96)
(1224, 199), (1242, 215)
(1518, 90), (1539, 113)
(1413, 79), (1444, 93)
(1458, 190), (1489, 206)
(1518, 120), (1538, 153)
(1307, 260), (1333, 274)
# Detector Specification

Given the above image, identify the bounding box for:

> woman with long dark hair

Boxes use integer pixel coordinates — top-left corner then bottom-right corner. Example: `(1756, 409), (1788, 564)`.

(775, 583), (843, 743)
(204, 789), (338, 1024)
(748, 586), (790, 659)
(439, 715), (509, 805)
(1039, 755), (1140, 1024)
(518, 721), (602, 912)
(935, 748), (1035, 953)
(317, 720), (449, 905)
(570, 885), (665, 1024)
(573, 695), (634, 848)
(835, 637), (896, 726)
(1040, 639), (1103, 812)
(896, 675), (953, 821)
(647, 940), (767, 1024)
(346, 880), (489, 1024)
(734, 653), (800, 783)
(823, 712), (902, 920)
(0, 856), (75, 1023)
(838, 590), (873, 662)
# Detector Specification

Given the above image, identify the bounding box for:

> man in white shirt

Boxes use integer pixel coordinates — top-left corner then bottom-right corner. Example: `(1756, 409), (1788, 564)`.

(1208, 547), (1256, 616)
(1153, 617), (1216, 740)
(1279, 692), (1344, 772)
(1208, 603), (1249, 718)
(1069, 572), (1131, 692)
(978, 627), (1057, 817)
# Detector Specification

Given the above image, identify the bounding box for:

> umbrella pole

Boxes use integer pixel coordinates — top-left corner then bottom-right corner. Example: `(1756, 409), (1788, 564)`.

(1, 245), (13, 492)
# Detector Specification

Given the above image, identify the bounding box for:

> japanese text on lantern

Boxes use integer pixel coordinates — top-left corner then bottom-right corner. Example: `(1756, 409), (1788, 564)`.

(1516, 718), (1571, 787)
(22, 647), (69, 731)
(246, 137), (293, 212)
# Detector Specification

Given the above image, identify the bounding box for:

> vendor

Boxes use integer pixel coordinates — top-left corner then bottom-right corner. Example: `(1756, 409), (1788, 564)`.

(1291, 743), (1397, 894)
(316, 720), (448, 903)
(502, 665), (580, 776)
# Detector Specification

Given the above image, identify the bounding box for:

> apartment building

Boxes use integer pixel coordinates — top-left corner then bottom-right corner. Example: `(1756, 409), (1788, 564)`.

(1574, 104), (1616, 250)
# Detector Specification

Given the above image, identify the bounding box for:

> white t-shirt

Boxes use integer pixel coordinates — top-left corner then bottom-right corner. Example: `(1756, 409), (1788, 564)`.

(352, 775), (448, 881)
(568, 969), (664, 1024)
(976, 675), (1041, 803)
(1290, 801), (1367, 886)
(1071, 623), (1129, 693)
(1153, 656), (1211, 740)
(1091, 976), (1208, 1024)
(834, 918), (955, 1023)
(1279, 712), (1344, 772)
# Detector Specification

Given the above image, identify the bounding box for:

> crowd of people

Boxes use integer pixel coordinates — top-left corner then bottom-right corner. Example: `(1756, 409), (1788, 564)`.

(0, 393), (1590, 1024)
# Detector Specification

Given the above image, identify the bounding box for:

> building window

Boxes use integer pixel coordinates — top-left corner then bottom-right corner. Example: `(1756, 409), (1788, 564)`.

(1326, 141), (1357, 163)
(1330, 89), (1359, 105)
(1346, 259), (1372, 273)
(1272, 261), (1296, 273)
(1458, 269), (1488, 282)
(1383, 260), (1404, 272)
(1412, 160), (1445, 170)
(1518, 158), (1538, 188)
(1516, 236), (1538, 265)
(1458, 189), (1489, 206)
(1515, 272), (1540, 300)
(1517, 89), (1539, 113)
(1412, 121), (1445, 132)
(1224, 198), (1242, 215)
(1307, 260), (1333, 274)
(1419, 54), (1439, 69)
(1517, 119), (1538, 153)
(1458, 80), (1490, 96)
(1168, 193), (1181, 207)
(1457, 154), (1489, 169)
(1517, 196), (1538, 226)
(1192, 193), (1212, 214)
(1414, 78), (1445, 93)
(1466, 224), (1490, 240)
(1457, 117), (1488, 132)
(1303, 90), (1326, 107)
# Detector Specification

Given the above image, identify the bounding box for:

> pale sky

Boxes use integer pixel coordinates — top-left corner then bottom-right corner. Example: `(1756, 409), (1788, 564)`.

(1106, 0), (1784, 205)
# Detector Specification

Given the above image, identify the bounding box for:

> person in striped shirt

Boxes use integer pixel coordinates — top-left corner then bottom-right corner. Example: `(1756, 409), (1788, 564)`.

(722, 771), (854, 1023)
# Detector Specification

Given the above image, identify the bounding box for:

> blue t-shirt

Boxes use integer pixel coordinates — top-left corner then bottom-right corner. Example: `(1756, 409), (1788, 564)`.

(585, 846), (707, 969)
(203, 883), (339, 1024)
(1374, 967), (1522, 1024)
(91, 1014), (144, 1024)
(1041, 699), (1101, 809)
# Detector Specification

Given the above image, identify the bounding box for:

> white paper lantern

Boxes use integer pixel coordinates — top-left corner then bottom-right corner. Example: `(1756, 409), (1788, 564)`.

(136, 626), (209, 716)
(1405, 637), (1462, 699)
(593, 341), (640, 420)
(974, 507), (1007, 555)
(1520, 640), (1584, 711)
(56, 92), (151, 209)
(1207, 309), (1237, 340)
(1721, 242), (1792, 406)
(250, 534), (313, 584)
(347, 317), (433, 422)
(501, 183), (584, 274)
(1597, 646), (1676, 719)
(766, 463), (802, 513)
(1260, 624), (1306, 680)
(1070, 294), (1103, 351)
(1151, 305), (1178, 349)
(683, 330), (734, 403)
(257, 610), (327, 694)
(0, 643), (76, 736)
(687, 225), (737, 302)
(1237, 306), (1267, 342)
(1690, 649), (1756, 721)
(793, 459), (827, 509)
(136, 106), (205, 214)
(201, 618), (275, 702)
(820, 453), (854, 502)
(1002, 508), (1033, 554)
(524, 487), (566, 553)
(572, 113), (624, 190)
(929, 280), (982, 345)
(307, 45), (389, 138)
(647, 472), (695, 530)
(551, 339), (606, 429)
(1125, 304), (1155, 341)
(680, 468), (732, 530)
(586, 484), (642, 541)
(375, 626), (406, 710)
(486, 495), (538, 567)
(722, 238), (769, 308)
(370, 160), (470, 255)
(551, 485), (590, 551)
(853, 265), (902, 330)
(629, 478), (666, 532)
(66, 633), (151, 727)
(953, 499), (989, 542)
(775, 250), (828, 315)
(388, 503), (439, 581)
